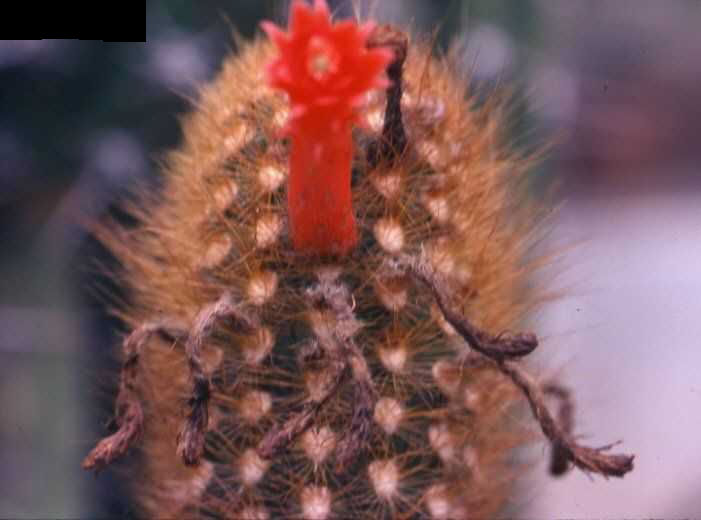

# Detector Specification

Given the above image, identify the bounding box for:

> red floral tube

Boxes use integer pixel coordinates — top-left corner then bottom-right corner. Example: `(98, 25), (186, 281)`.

(262, 0), (392, 255)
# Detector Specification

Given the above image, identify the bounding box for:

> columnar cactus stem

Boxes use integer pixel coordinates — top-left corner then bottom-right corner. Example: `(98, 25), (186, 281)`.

(83, 1), (634, 517)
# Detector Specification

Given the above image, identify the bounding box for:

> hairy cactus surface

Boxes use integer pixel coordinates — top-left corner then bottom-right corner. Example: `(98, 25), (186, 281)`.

(84, 1), (633, 518)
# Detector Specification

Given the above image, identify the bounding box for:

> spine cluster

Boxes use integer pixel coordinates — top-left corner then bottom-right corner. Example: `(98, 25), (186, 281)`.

(83, 2), (633, 518)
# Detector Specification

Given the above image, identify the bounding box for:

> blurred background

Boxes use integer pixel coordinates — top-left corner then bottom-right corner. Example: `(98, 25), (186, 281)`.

(1, 0), (699, 517)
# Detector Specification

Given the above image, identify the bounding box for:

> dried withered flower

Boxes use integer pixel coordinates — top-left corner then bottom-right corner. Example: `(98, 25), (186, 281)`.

(84, 1), (633, 518)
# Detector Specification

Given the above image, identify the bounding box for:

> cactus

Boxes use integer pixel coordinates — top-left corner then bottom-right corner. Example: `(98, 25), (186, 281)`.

(83, 1), (633, 518)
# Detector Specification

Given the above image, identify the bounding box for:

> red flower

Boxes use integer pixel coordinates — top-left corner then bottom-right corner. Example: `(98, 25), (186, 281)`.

(262, 0), (392, 255)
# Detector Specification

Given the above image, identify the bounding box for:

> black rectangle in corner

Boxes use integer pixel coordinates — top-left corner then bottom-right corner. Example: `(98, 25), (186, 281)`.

(99, 0), (146, 42)
(0, 0), (145, 41)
